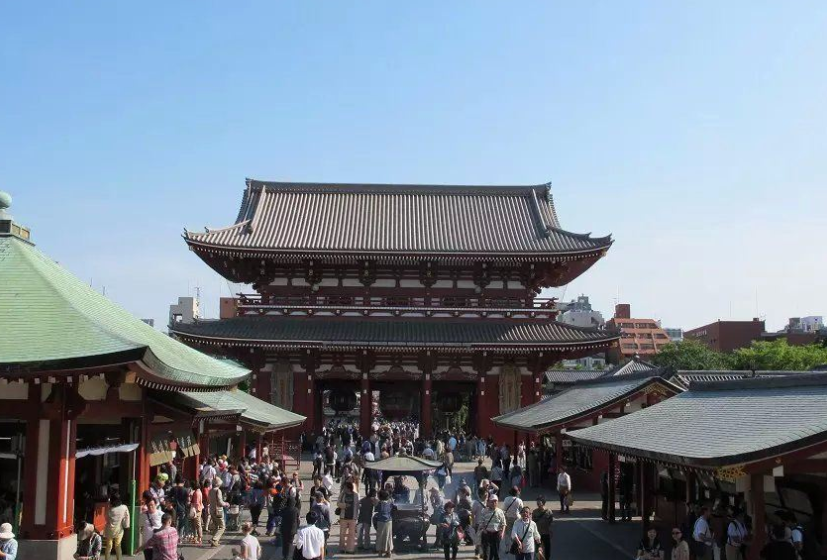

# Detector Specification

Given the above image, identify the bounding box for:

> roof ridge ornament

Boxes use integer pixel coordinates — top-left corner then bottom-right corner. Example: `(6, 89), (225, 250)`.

(0, 191), (33, 243)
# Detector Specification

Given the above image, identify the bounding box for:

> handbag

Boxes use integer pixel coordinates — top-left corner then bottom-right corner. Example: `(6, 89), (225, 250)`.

(509, 523), (531, 555)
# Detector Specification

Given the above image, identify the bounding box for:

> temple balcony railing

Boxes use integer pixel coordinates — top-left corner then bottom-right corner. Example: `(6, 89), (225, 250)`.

(234, 293), (559, 320)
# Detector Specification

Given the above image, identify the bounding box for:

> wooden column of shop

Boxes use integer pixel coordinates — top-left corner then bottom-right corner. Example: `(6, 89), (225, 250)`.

(607, 452), (617, 523)
(747, 474), (766, 560)
(20, 383), (81, 542)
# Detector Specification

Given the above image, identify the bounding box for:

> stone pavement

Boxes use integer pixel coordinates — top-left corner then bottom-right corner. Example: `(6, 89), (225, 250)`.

(128, 459), (643, 560)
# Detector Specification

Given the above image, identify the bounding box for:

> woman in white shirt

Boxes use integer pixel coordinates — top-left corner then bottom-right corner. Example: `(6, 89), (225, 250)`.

(240, 522), (262, 559)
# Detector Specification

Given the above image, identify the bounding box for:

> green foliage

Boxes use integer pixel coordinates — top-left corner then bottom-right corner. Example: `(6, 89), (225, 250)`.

(730, 340), (827, 371)
(652, 338), (827, 371)
(651, 339), (733, 370)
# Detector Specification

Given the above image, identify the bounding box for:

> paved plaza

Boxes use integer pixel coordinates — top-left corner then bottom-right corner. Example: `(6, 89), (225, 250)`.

(158, 458), (640, 560)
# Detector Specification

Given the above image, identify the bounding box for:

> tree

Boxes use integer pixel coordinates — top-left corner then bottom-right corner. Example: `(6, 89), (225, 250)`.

(730, 340), (827, 371)
(651, 339), (733, 370)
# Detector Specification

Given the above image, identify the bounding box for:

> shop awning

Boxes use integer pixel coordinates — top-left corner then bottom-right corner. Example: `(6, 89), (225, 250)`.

(180, 389), (306, 432)
(492, 373), (680, 433)
(76, 442), (140, 459)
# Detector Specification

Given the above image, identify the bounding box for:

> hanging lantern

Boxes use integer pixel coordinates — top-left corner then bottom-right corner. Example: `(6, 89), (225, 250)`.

(438, 392), (462, 413)
(328, 389), (357, 412)
(379, 391), (413, 420)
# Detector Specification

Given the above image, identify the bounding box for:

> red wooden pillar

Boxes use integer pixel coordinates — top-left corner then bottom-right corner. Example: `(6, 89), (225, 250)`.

(360, 374), (372, 436)
(256, 434), (263, 464)
(476, 375), (488, 437)
(555, 431), (564, 473)
(239, 429), (248, 461)
(421, 374), (432, 438)
(20, 384), (79, 543)
(520, 374), (534, 408)
(607, 453), (617, 523)
(748, 474), (766, 560)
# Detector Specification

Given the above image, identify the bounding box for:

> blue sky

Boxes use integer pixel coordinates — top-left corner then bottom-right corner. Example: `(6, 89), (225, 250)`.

(1, 2), (824, 331)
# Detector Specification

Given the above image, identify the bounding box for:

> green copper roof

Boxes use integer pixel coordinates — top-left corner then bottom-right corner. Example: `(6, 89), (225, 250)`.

(180, 389), (305, 431)
(0, 234), (249, 388)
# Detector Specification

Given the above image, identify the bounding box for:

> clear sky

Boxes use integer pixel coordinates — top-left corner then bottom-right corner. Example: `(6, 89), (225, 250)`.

(1, 2), (825, 331)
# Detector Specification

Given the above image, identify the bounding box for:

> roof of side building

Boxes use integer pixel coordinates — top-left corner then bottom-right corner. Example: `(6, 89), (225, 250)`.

(0, 231), (249, 388)
(567, 373), (827, 468)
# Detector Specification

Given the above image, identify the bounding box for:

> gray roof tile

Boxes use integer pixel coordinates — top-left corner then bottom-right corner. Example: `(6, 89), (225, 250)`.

(171, 316), (619, 350)
(184, 181), (612, 256)
(493, 376), (677, 432)
(568, 373), (827, 468)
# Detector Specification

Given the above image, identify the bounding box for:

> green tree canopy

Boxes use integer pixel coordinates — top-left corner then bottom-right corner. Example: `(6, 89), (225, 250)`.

(730, 339), (827, 371)
(651, 339), (733, 370)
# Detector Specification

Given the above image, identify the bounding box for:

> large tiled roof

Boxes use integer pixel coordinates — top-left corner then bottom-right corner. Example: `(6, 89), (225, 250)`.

(669, 370), (809, 389)
(184, 181), (612, 256)
(0, 234), (249, 388)
(493, 375), (679, 432)
(179, 389), (305, 431)
(568, 373), (827, 468)
(170, 316), (619, 351)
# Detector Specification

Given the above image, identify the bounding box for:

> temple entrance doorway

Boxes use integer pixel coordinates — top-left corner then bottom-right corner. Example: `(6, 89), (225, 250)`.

(373, 381), (421, 425)
(316, 380), (361, 434)
(431, 381), (476, 436)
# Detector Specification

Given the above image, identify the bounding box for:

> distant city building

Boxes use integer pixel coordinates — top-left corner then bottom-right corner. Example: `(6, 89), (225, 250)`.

(169, 296), (200, 325)
(558, 295), (604, 329)
(141, 318), (155, 327)
(663, 327), (683, 343)
(560, 354), (608, 371)
(557, 294), (594, 313)
(684, 318), (765, 352)
(761, 316), (825, 346)
(606, 303), (671, 360)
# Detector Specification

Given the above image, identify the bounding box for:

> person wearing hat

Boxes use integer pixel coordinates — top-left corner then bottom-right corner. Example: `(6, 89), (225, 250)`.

(479, 495), (505, 560)
(439, 501), (462, 560)
(0, 523), (18, 560)
(74, 522), (102, 560)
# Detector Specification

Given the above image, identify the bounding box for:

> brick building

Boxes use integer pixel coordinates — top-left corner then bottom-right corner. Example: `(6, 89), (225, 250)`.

(685, 318), (765, 352)
(606, 304), (671, 360)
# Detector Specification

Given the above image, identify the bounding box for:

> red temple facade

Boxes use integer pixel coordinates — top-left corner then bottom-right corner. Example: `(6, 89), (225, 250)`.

(172, 180), (619, 441)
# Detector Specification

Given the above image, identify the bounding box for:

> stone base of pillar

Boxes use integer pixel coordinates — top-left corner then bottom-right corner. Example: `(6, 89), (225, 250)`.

(19, 534), (78, 560)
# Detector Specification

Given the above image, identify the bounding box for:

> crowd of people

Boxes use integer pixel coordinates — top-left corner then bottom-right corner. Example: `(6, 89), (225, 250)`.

(52, 419), (816, 560)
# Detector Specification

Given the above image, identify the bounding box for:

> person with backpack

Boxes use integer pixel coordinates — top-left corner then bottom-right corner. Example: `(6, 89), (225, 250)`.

(726, 509), (750, 560)
(761, 524), (797, 560)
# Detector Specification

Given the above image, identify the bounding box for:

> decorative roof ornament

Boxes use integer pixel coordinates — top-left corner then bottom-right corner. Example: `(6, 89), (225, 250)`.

(0, 190), (31, 242)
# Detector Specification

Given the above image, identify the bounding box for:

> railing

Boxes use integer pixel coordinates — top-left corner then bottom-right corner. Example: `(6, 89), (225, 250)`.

(234, 294), (559, 319)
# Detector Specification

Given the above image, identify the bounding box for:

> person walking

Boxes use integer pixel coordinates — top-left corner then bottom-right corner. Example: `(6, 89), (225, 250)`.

(0, 523), (18, 560)
(140, 497), (163, 560)
(136, 513), (179, 560)
(189, 480), (204, 545)
(471, 489), (488, 560)
(374, 489), (395, 558)
(239, 522), (262, 560)
(337, 480), (359, 554)
(357, 489), (376, 551)
(671, 527), (690, 560)
(556, 465), (572, 514)
(208, 479), (228, 547)
(532, 497), (554, 560)
(295, 511), (327, 560)
(439, 501), (462, 560)
(103, 491), (130, 560)
(502, 486), (524, 550)
(479, 495), (506, 560)
(510, 507), (540, 560)
(280, 496), (301, 560)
